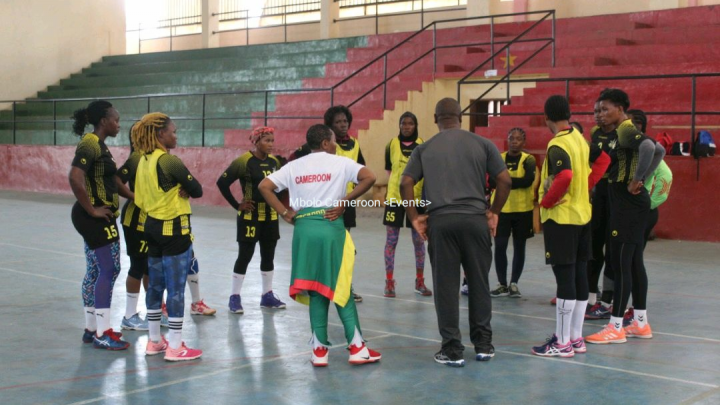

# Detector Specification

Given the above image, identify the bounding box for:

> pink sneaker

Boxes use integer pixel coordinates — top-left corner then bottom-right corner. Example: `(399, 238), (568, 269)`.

(190, 299), (216, 316)
(570, 337), (587, 353)
(164, 342), (202, 362)
(348, 344), (381, 364)
(146, 336), (169, 356)
(311, 346), (329, 367)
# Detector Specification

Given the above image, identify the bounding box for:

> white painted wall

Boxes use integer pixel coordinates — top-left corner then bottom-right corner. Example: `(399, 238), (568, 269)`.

(0, 0), (126, 102)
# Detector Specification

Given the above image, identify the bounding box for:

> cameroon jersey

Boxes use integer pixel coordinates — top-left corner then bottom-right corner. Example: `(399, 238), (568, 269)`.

(539, 127), (591, 225)
(608, 120), (654, 185)
(135, 149), (203, 237)
(71, 133), (119, 213)
(385, 136), (423, 202)
(117, 151), (147, 232)
(217, 152), (281, 222)
(590, 126), (618, 179)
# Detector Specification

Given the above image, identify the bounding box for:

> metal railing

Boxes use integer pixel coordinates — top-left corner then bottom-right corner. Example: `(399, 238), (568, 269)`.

(0, 10), (554, 148)
(464, 73), (720, 180)
(335, 0), (467, 36)
(126, 15), (203, 53)
(212, 1), (321, 45)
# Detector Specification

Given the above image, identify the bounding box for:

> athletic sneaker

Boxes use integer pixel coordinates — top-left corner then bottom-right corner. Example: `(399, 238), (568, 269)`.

(570, 337), (587, 353)
(384, 279), (396, 298)
(353, 292), (363, 303)
(585, 303), (612, 320)
(623, 308), (635, 327)
(93, 329), (130, 350)
(624, 321), (653, 339)
(476, 347), (495, 361)
(82, 329), (96, 344)
(415, 277), (432, 296)
(460, 283), (469, 296)
(229, 294), (244, 314)
(121, 313), (149, 331)
(490, 284), (509, 297)
(550, 297), (557, 305)
(586, 323), (627, 344)
(311, 346), (329, 367)
(146, 336), (169, 356)
(434, 350), (465, 367)
(260, 291), (287, 309)
(165, 342), (202, 361)
(348, 343), (381, 364)
(508, 283), (522, 298)
(190, 299), (217, 315)
(531, 334), (574, 358)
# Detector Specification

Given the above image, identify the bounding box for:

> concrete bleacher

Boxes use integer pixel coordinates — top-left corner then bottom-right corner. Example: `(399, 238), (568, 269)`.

(0, 37), (367, 147)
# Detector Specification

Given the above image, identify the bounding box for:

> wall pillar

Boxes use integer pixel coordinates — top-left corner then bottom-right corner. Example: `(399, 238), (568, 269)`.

(320, 0), (340, 39)
(202, 0), (220, 48)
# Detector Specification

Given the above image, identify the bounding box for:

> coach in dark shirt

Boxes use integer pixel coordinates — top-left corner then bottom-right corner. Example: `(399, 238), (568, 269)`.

(401, 98), (511, 367)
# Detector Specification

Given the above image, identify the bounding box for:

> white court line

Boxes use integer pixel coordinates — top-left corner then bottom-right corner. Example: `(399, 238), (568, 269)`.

(280, 314), (719, 390)
(65, 334), (394, 405)
(359, 293), (720, 343)
(0, 242), (84, 258)
(0, 266), (80, 284)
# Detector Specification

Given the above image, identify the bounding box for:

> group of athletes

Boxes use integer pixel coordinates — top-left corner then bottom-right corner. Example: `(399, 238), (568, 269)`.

(68, 87), (671, 365)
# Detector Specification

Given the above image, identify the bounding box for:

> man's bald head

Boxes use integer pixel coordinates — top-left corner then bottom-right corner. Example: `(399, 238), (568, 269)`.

(434, 98), (462, 130)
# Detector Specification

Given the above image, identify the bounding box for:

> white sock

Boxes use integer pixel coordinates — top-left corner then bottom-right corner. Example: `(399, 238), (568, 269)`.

(350, 326), (364, 347)
(168, 317), (183, 349)
(570, 300), (588, 340)
(634, 309), (648, 327)
(125, 293), (140, 319)
(555, 299), (576, 345)
(84, 307), (96, 331)
(232, 274), (245, 295)
(610, 316), (623, 331)
(147, 309), (162, 342)
(187, 274), (201, 303)
(95, 308), (111, 336)
(261, 271), (274, 294)
(587, 292), (597, 306)
(310, 332), (327, 349)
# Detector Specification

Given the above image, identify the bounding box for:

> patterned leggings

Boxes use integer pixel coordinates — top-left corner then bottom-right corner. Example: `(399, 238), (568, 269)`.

(81, 242), (121, 308)
(384, 226), (425, 276)
(146, 247), (192, 318)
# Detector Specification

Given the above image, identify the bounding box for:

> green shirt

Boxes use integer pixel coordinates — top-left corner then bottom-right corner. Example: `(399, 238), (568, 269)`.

(644, 160), (672, 210)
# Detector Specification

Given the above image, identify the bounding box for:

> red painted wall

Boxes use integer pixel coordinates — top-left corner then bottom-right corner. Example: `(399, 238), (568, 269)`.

(1, 145), (718, 242)
(0, 145), (245, 209)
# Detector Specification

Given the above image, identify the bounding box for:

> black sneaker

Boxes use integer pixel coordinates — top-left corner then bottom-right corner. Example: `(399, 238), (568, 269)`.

(476, 347), (495, 361)
(434, 350), (465, 367)
(353, 292), (363, 303)
(508, 283), (522, 298)
(490, 284), (509, 297)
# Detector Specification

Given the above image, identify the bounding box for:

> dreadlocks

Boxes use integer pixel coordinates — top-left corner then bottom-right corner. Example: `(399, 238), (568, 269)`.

(132, 112), (170, 155)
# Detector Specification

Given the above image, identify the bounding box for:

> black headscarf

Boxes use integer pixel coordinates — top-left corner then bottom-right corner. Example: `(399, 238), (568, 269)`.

(397, 111), (419, 143)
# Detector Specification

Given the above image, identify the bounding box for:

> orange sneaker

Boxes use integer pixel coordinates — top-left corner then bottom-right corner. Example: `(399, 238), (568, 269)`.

(624, 321), (653, 339)
(586, 323), (627, 344)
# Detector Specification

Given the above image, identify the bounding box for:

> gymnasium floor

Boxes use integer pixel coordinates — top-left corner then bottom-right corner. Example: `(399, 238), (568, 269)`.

(0, 190), (718, 405)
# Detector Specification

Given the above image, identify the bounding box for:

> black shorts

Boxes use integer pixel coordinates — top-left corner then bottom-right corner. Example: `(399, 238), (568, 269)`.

(343, 206), (357, 229)
(123, 225), (148, 259)
(608, 182), (650, 244)
(237, 216), (280, 243)
(71, 202), (119, 250)
(543, 220), (591, 265)
(382, 205), (426, 228)
(144, 217), (192, 257)
(496, 211), (534, 239)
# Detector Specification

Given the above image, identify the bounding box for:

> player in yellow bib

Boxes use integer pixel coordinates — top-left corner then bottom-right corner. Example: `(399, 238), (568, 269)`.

(382, 112), (431, 297)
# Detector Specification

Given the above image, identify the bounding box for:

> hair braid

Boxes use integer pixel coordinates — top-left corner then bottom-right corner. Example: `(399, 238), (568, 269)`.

(131, 112), (170, 155)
